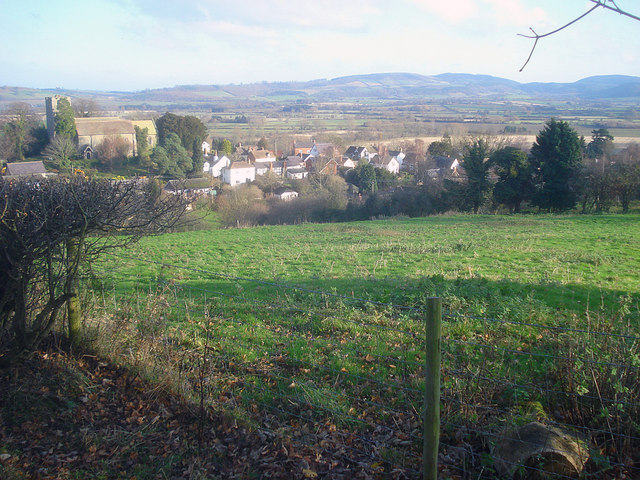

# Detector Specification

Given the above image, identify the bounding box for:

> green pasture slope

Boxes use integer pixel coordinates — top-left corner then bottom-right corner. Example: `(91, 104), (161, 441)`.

(110, 214), (640, 320)
(95, 214), (640, 475)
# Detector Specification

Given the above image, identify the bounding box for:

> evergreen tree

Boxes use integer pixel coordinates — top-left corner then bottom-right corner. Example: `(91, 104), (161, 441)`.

(257, 136), (269, 150)
(586, 128), (614, 159)
(531, 119), (583, 212)
(54, 98), (77, 141)
(192, 137), (204, 174)
(164, 133), (192, 176)
(427, 134), (453, 157)
(150, 145), (173, 175)
(490, 147), (533, 213)
(461, 138), (491, 213)
(219, 138), (233, 157)
(345, 163), (377, 193)
(134, 126), (150, 166)
(155, 113), (206, 154)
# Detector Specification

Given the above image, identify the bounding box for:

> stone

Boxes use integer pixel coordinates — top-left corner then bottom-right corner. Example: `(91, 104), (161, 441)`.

(492, 421), (589, 479)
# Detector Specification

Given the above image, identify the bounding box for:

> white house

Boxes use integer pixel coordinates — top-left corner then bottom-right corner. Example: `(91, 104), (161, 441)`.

(284, 156), (304, 169)
(345, 146), (368, 160)
(203, 155), (230, 177)
(255, 161), (285, 176)
(202, 141), (211, 155)
(274, 186), (298, 201)
(163, 178), (213, 197)
(254, 161), (270, 176)
(373, 155), (400, 174)
(285, 167), (309, 179)
(388, 149), (405, 166)
(340, 157), (357, 169)
(222, 161), (256, 186)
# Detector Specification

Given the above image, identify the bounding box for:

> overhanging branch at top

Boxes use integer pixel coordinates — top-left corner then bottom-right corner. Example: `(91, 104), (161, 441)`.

(518, 0), (640, 72)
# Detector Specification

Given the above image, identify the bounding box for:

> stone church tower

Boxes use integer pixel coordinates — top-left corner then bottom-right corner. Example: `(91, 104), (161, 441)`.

(45, 95), (71, 138)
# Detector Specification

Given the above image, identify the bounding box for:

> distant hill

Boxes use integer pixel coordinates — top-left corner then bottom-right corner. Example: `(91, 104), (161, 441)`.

(2, 73), (640, 109)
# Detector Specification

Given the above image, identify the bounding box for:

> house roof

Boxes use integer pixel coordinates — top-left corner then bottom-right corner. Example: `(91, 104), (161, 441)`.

(229, 161), (253, 170)
(345, 146), (358, 155)
(315, 143), (335, 156)
(76, 117), (135, 136)
(249, 149), (274, 160)
(5, 161), (47, 176)
(374, 155), (397, 166)
(294, 141), (314, 149)
(274, 186), (297, 196)
(284, 157), (303, 167)
(345, 146), (367, 157)
(130, 119), (157, 135)
(286, 168), (307, 174)
(164, 178), (212, 191)
(211, 155), (230, 166)
(256, 161), (284, 170)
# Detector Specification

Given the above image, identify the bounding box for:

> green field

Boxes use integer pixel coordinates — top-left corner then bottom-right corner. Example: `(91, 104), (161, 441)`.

(109, 214), (640, 314)
(91, 214), (640, 477)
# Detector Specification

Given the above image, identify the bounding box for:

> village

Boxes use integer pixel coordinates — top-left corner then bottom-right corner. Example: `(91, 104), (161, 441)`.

(2, 95), (465, 206)
(3, 93), (638, 227)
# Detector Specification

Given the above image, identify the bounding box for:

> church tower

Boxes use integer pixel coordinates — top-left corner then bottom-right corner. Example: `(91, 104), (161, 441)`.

(45, 95), (71, 138)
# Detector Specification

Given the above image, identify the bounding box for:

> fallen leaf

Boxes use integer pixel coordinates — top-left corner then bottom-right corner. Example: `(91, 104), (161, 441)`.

(302, 468), (318, 478)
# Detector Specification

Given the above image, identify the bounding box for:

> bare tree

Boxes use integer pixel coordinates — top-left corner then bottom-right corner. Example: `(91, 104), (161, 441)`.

(0, 176), (187, 365)
(95, 135), (132, 170)
(0, 103), (44, 161)
(72, 98), (102, 117)
(43, 135), (78, 170)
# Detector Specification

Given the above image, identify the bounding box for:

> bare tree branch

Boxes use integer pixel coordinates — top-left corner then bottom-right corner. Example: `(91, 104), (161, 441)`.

(519, 1), (640, 72)
(592, 0), (640, 21)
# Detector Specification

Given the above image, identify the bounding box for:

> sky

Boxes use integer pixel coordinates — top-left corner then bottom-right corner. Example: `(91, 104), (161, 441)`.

(2, 0), (640, 91)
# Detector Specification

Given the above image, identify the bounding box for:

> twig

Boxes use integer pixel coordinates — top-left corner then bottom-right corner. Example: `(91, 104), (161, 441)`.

(519, 1), (640, 71)
(518, 3), (602, 71)
(591, 0), (640, 21)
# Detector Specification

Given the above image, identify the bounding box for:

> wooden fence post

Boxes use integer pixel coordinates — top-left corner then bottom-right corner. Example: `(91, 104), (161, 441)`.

(423, 297), (442, 480)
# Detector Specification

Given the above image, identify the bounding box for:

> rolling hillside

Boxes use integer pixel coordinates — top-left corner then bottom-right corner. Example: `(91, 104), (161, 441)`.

(3, 73), (640, 109)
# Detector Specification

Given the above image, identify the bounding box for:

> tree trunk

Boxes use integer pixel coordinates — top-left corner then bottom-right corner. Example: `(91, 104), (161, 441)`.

(66, 238), (81, 348)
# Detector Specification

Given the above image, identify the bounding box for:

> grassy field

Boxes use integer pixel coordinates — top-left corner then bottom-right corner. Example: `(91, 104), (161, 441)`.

(88, 214), (640, 477)
(107, 214), (640, 315)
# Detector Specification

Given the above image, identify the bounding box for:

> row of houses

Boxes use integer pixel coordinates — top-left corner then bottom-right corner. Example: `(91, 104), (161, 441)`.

(203, 141), (343, 186)
(204, 140), (461, 187)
